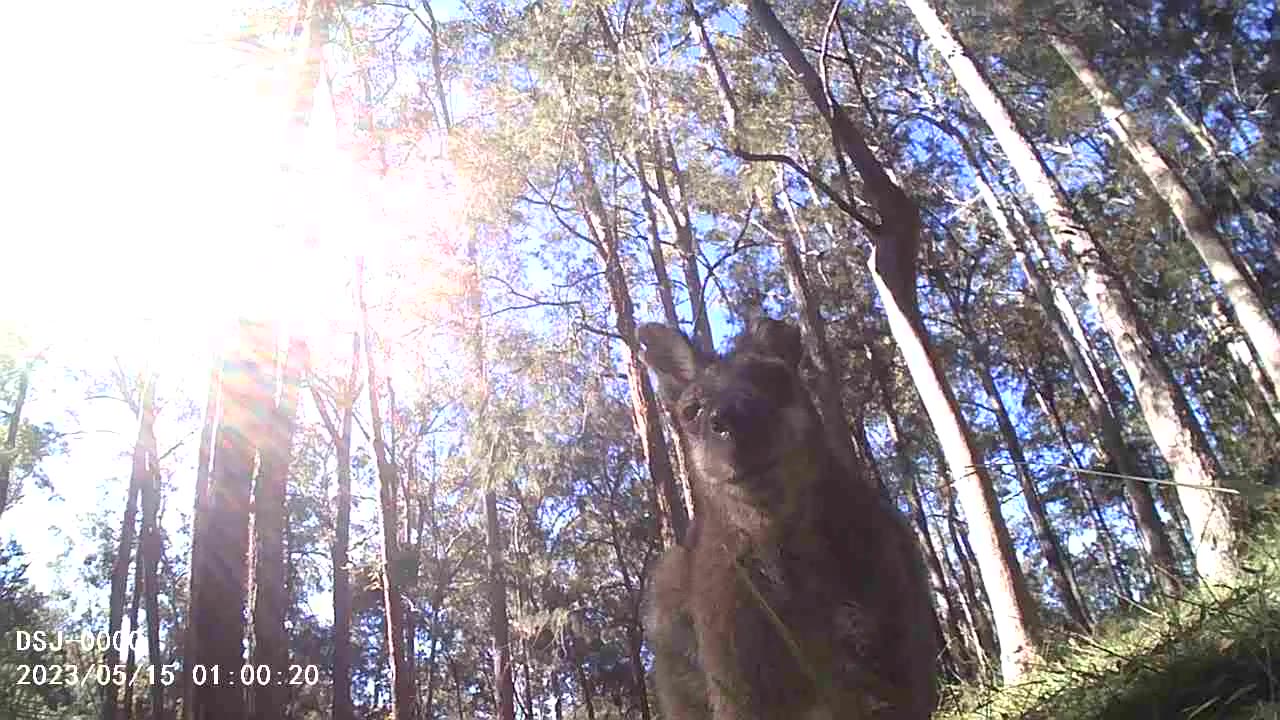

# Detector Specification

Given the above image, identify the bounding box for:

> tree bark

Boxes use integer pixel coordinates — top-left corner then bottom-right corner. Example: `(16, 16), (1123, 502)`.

(1052, 35), (1280, 398)
(1014, 224), (1183, 594)
(630, 144), (697, 529)
(942, 483), (997, 678)
(662, 145), (715, 356)
(283, 0), (330, 164)
(637, 150), (681, 328)
(582, 18), (694, 543)
(613, 30), (715, 357)
(904, 0), (1240, 583)
(484, 483), (516, 720)
(459, 223), (516, 720)
(1199, 292), (1280, 432)
(450, 657), (468, 720)
(572, 643), (597, 720)
(595, 465), (652, 720)
(1165, 97), (1280, 274)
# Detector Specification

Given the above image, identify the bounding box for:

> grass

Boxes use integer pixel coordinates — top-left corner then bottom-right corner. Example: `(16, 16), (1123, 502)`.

(937, 510), (1280, 720)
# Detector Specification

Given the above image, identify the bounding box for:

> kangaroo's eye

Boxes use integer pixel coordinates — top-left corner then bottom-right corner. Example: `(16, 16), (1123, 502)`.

(680, 401), (703, 423)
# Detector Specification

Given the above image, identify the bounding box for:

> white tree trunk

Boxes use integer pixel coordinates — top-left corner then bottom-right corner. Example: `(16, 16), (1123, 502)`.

(871, 264), (1042, 681)
(741, 0), (1045, 681)
(901, 0), (1240, 583)
(1051, 35), (1280, 405)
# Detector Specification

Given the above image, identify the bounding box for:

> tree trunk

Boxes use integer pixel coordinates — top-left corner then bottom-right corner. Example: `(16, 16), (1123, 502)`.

(123, 536), (145, 720)
(1026, 372), (1136, 601)
(942, 484), (997, 678)
(596, 465), (652, 720)
(883, 275), (1044, 679)
(552, 670), (564, 720)
(632, 145), (700, 528)
(745, 0), (1043, 681)
(105, 375), (156, 720)
(138, 378), (164, 720)
(422, 595), (444, 720)
(250, 339), (306, 720)
(904, 0), (1240, 583)
(619, 42), (715, 357)
(484, 486), (516, 720)
(105, 486), (138, 720)
(450, 656), (468, 720)
(520, 632), (536, 720)
(358, 262), (416, 720)
(570, 128), (688, 546)
(637, 150), (681, 328)
(645, 127), (715, 355)
(283, 0), (329, 164)
(908, 466), (968, 676)
(867, 342), (972, 674)
(311, 334), (360, 720)
(573, 646), (597, 720)
(1052, 35), (1280, 399)
(1201, 296), (1280, 431)
(0, 363), (28, 518)
(182, 366), (220, 720)
(1165, 97), (1280, 272)
(972, 348), (1092, 631)
(669, 184), (714, 356)
(460, 223), (516, 720)
(937, 52), (1186, 599)
(1164, 97), (1280, 270)
(191, 320), (277, 720)
(331, 414), (354, 720)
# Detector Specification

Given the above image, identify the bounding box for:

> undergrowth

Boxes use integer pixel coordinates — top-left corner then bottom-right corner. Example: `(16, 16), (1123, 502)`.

(937, 508), (1280, 720)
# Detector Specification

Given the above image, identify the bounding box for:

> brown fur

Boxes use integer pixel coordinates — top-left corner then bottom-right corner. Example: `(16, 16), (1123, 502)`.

(640, 318), (938, 720)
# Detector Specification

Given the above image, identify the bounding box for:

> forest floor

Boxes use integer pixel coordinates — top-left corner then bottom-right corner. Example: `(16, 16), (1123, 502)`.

(938, 503), (1280, 720)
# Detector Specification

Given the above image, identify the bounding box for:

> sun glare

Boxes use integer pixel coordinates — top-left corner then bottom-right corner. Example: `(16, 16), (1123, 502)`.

(4, 1), (468, 382)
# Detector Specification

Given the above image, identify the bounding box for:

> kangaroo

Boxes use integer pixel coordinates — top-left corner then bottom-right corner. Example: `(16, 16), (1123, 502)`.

(639, 318), (938, 720)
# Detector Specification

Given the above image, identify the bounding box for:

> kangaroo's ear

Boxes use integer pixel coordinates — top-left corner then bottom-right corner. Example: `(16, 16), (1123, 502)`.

(746, 317), (804, 370)
(638, 323), (705, 405)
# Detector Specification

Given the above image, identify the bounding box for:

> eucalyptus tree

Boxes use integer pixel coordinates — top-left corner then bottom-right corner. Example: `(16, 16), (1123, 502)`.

(901, 0), (1242, 586)
(454, 0), (694, 547)
(1046, 31), (1280, 410)
(356, 261), (418, 720)
(308, 332), (362, 720)
(188, 321), (277, 720)
(676, 0), (1047, 680)
(250, 339), (307, 720)
(103, 372), (156, 720)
